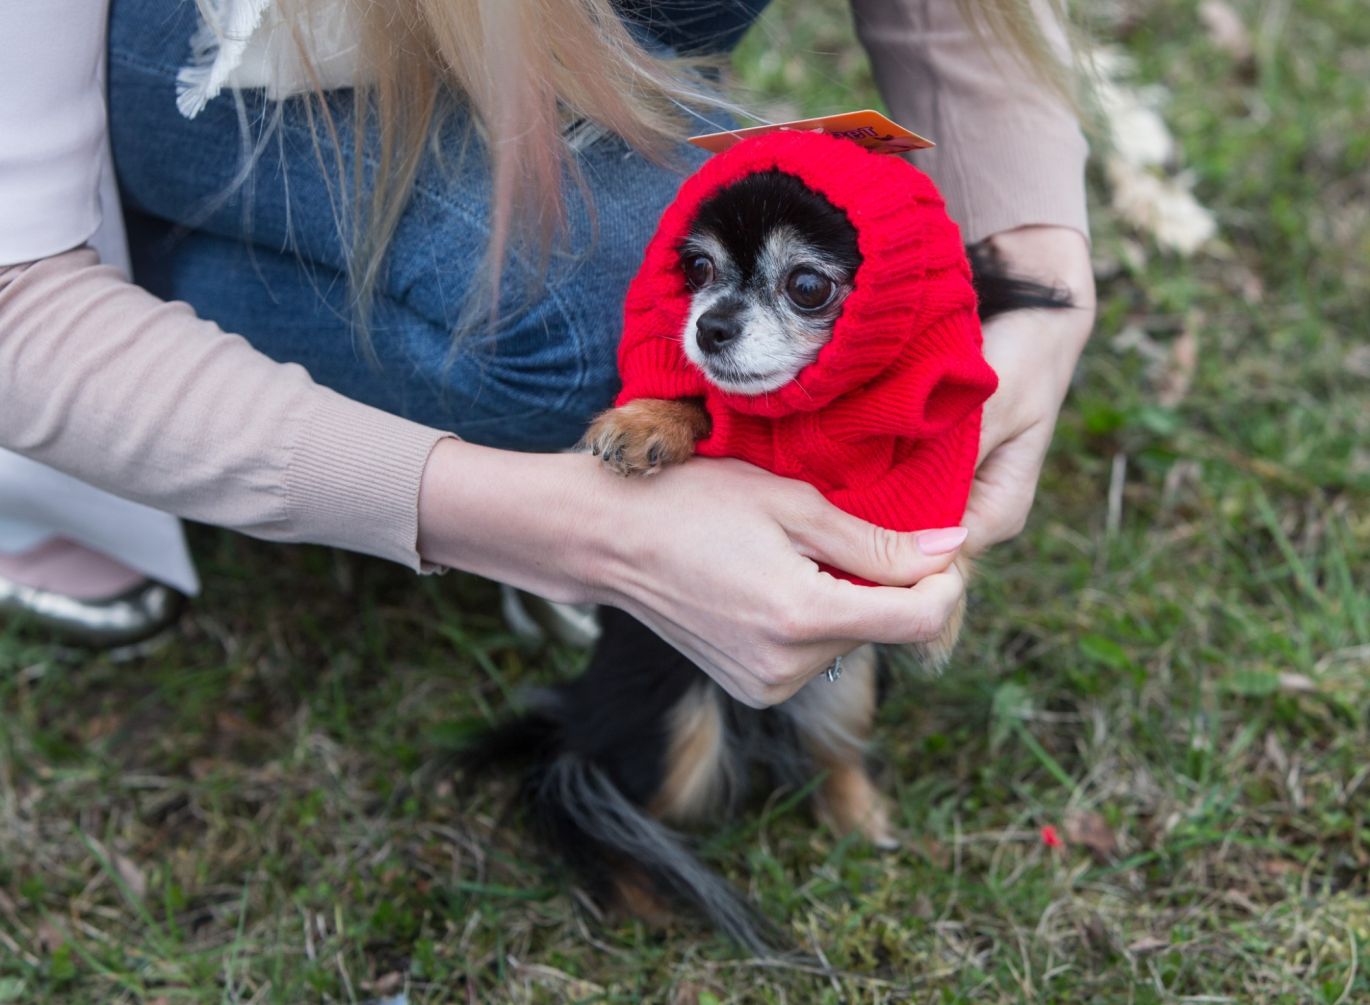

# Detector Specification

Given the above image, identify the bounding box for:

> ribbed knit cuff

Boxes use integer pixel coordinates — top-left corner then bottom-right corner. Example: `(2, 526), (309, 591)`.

(932, 141), (1091, 247)
(287, 388), (454, 573)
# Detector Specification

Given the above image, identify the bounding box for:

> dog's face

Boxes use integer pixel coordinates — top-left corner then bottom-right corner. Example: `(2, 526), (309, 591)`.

(677, 170), (861, 395)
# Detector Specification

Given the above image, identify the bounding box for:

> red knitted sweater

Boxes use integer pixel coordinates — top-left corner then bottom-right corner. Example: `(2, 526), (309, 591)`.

(616, 131), (998, 577)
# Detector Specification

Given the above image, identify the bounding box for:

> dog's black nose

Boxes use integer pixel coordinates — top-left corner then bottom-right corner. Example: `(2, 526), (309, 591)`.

(696, 312), (741, 355)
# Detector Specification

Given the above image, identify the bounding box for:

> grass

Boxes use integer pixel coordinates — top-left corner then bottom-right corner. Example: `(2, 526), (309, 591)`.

(2, 0), (1367, 1001)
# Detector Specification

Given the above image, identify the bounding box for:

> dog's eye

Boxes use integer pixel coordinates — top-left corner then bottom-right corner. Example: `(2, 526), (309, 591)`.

(683, 254), (715, 290)
(785, 269), (836, 311)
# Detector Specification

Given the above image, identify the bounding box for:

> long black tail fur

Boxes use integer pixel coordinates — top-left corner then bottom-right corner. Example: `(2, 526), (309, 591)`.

(462, 609), (785, 957)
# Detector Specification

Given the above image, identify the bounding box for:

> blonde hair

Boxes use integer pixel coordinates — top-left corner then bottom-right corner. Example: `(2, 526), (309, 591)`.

(956, 0), (1084, 109)
(286, 0), (1078, 340)
(313, 0), (732, 338)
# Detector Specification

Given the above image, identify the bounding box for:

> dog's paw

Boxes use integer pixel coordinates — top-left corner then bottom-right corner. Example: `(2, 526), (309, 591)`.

(816, 766), (900, 851)
(580, 400), (708, 477)
(864, 797), (901, 852)
(582, 413), (678, 476)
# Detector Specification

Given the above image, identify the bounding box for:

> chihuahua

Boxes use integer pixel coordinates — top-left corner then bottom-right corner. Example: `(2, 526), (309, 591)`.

(470, 166), (1071, 955)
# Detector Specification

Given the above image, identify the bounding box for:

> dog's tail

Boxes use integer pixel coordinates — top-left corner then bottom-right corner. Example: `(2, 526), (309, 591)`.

(463, 700), (786, 958)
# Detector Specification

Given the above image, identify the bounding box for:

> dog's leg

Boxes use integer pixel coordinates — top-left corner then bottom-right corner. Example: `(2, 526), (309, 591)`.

(780, 645), (897, 849)
(536, 611), (765, 943)
(649, 682), (735, 827)
(603, 681), (736, 923)
(581, 398), (711, 477)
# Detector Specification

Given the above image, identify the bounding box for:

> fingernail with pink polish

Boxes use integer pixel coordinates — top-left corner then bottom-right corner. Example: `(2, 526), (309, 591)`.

(917, 526), (968, 555)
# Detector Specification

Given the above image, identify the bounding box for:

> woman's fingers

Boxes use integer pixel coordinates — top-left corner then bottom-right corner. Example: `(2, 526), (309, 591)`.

(785, 486), (967, 587)
(962, 419), (1055, 554)
(631, 601), (844, 708)
(582, 456), (974, 708)
(715, 566), (966, 704)
(813, 563), (966, 646)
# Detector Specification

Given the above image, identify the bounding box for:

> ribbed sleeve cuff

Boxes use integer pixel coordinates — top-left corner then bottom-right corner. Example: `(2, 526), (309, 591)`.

(287, 388), (454, 573)
(932, 135), (1091, 246)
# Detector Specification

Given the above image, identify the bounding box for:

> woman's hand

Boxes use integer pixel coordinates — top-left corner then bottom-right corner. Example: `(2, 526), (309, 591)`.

(417, 443), (967, 707)
(963, 226), (1096, 555)
(416, 226), (1090, 706)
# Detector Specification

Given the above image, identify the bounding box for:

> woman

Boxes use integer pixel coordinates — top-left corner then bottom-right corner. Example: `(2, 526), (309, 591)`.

(0, 0), (1094, 706)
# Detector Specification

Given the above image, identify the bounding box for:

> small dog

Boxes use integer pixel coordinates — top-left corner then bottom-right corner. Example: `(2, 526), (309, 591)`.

(471, 162), (1071, 955)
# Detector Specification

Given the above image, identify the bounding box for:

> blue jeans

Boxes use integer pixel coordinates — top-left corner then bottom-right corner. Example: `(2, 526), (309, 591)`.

(107, 0), (762, 450)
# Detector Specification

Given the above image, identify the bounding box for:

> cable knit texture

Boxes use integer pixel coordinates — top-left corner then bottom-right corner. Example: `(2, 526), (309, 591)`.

(616, 131), (998, 579)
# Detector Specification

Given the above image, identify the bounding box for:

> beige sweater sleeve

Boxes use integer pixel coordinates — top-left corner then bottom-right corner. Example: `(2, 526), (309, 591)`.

(851, 0), (1089, 244)
(0, 247), (452, 571)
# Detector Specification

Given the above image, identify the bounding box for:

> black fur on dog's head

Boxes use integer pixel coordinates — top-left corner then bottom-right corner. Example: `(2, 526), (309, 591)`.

(677, 169), (862, 395)
(675, 168), (1074, 398)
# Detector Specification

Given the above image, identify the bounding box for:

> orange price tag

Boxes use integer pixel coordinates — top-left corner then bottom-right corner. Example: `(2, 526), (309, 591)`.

(688, 109), (934, 156)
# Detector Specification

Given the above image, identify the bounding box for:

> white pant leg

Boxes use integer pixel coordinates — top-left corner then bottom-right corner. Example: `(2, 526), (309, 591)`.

(0, 451), (200, 596)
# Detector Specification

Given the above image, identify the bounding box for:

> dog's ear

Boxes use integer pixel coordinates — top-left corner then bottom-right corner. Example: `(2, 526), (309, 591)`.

(968, 243), (1074, 321)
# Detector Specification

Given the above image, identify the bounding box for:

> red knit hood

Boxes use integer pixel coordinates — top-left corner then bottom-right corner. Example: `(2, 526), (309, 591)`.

(614, 130), (999, 548)
(617, 129), (997, 420)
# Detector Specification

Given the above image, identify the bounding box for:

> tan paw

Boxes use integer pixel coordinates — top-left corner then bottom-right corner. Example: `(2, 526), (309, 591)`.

(580, 399), (709, 477)
(816, 764), (900, 851)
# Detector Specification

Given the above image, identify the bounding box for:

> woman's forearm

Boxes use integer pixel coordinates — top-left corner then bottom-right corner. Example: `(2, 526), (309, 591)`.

(416, 440), (611, 602)
(852, 0), (1089, 244)
(0, 247), (449, 569)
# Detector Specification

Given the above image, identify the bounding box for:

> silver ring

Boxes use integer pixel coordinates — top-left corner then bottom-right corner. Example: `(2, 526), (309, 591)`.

(825, 656), (844, 683)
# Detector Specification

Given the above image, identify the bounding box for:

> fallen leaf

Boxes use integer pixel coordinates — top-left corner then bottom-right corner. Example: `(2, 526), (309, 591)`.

(1064, 811), (1119, 860)
(1106, 159), (1218, 255)
(1261, 858), (1302, 877)
(1127, 935), (1170, 955)
(1277, 672), (1319, 694)
(35, 921), (64, 952)
(1199, 1), (1253, 62)
(1264, 732), (1289, 774)
(365, 972), (404, 995)
(1157, 327), (1198, 407)
(1346, 345), (1370, 378)
(508, 958), (603, 998)
(87, 839), (147, 902)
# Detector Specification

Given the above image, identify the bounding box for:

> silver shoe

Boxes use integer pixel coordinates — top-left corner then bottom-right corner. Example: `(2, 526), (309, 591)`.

(500, 585), (600, 648)
(0, 574), (185, 648)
